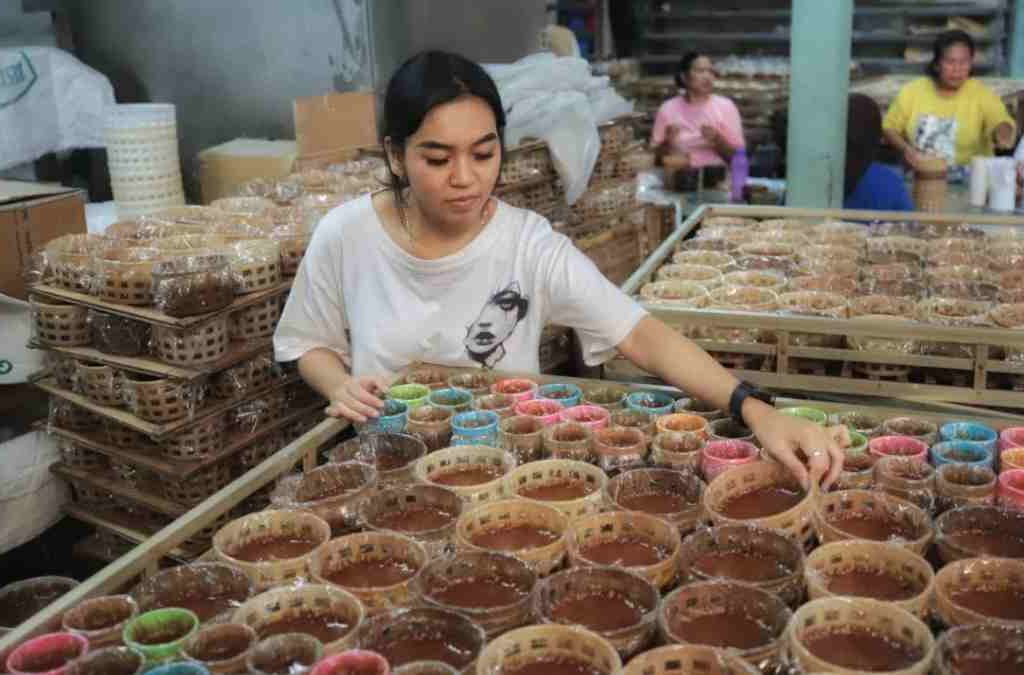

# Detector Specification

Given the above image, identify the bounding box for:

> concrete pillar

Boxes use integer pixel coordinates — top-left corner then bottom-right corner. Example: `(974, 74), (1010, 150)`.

(785, 0), (854, 207)
(1010, 0), (1024, 78)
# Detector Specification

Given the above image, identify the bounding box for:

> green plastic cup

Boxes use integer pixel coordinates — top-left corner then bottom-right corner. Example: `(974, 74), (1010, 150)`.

(122, 608), (198, 665)
(388, 384), (430, 409)
(778, 406), (828, 426)
(846, 430), (869, 455)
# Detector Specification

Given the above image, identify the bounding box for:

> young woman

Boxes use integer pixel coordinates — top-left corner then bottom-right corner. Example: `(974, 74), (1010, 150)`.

(844, 94), (914, 211)
(650, 52), (745, 171)
(883, 30), (1015, 169)
(274, 50), (847, 489)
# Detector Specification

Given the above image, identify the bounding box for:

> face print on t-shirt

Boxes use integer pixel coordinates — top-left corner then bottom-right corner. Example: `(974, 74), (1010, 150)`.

(914, 114), (958, 164)
(464, 281), (530, 369)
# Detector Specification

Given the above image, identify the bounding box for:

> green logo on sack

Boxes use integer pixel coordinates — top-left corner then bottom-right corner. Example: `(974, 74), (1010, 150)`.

(0, 51), (37, 109)
(0, 360), (12, 376)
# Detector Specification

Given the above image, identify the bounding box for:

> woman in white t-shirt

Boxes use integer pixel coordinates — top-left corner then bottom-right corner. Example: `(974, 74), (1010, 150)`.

(274, 51), (848, 489)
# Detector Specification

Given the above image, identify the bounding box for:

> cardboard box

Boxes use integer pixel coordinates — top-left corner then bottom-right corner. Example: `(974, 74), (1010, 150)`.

(0, 181), (86, 299)
(293, 91), (378, 170)
(197, 138), (299, 204)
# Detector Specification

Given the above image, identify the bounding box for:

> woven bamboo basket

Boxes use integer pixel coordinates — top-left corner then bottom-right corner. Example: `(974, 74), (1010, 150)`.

(934, 464), (996, 513)
(405, 367), (451, 390)
(212, 355), (279, 399)
(534, 566), (659, 659)
(229, 295), (282, 341)
(934, 557), (1024, 628)
(59, 440), (108, 472)
(100, 419), (151, 449)
(46, 353), (77, 389)
(46, 234), (100, 292)
(74, 361), (123, 407)
(599, 121), (635, 154)
(93, 247), (162, 305)
(214, 509), (330, 590)
(604, 468), (704, 535)
(502, 180), (564, 221)
(934, 505), (1024, 565)
(476, 624), (621, 675)
(447, 371), (497, 396)
(233, 584), (364, 655)
(211, 196), (276, 215)
(501, 144), (554, 184)
(785, 597), (934, 675)
(804, 540), (934, 619)
(152, 317), (229, 366)
(933, 623), (1024, 675)
(67, 477), (111, 508)
(121, 373), (202, 423)
(413, 445), (516, 505)
(503, 459), (606, 519)
(268, 461), (378, 536)
(622, 644), (758, 675)
(330, 432), (428, 486)
(228, 240), (281, 294)
(159, 413), (226, 461)
(649, 431), (704, 472)
(237, 433), (282, 471)
(813, 489), (933, 555)
(133, 562), (253, 624)
(309, 531), (427, 614)
(835, 451), (877, 491)
(231, 389), (288, 433)
(677, 523), (806, 607)
(573, 180), (635, 222)
(416, 551), (535, 640)
(566, 511), (681, 591)
(50, 400), (100, 432)
(703, 461), (816, 548)
(657, 263), (723, 288)
(357, 484), (461, 558)
(541, 421), (594, 462)
(31, 298), (90, 346)
(271, 230), (311, 277)
(659, 580), (791, 671)
(161, 460), (233, 505)
(358, 607), (486, 673)
(456, 499), (568, 576)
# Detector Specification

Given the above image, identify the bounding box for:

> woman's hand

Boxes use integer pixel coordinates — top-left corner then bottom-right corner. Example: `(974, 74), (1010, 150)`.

(700, 124), (721, 143)
(745, 403), (849, 490)
(903, 147), (930, 171)
(324, 374), (390, 423)
(994, 121), (1015, 150)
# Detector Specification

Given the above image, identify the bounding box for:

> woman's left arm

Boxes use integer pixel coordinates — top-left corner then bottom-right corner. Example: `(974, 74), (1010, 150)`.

(617, 316), (847, 489)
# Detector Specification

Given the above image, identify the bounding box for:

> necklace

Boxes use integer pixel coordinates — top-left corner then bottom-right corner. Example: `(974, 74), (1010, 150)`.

(398, 192), (494, 245)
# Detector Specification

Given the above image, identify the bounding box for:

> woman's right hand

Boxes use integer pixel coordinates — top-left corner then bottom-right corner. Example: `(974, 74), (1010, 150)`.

(325, 374), (390, 423)
(903, 147), (929, 171)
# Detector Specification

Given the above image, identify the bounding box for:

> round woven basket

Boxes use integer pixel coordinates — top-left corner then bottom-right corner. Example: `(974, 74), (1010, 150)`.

(417, 551), (535, 640)
(813, 489), (933, 555)
(541, 421), (594, 462)
(358, 484), (461, 558)
(476, 624), (621, 675)
(152, 318), (229, 366)
(93, 247), (162, 305)
(359, 607), (486, 673)
(605, 468), (704, 535)
(649, 431), (704, 472)
(703, 461), (815, 548)
(785, 597), (934, 675)
(228, 240), (281, 294)
(46, 234), (100, 292)
(75, 361), (123, 407)
(934, 557), (1024, 628)
(161, 460), (233, 505)
(677, 524), (806, 608)
(133, 562), (253, 624)
(100, 419), (150, 448)
(456, 499), (568, 576)
(534, 566), (659, 659)
(804, 540), (934, 619)
(229, 295), (282, 341)
(330, 433), (428, 487)
(935, 464), (997, 513)
(622, 644), (758, 675)
(59, 440), (108, 472)
(212, 356), (278, 399)
(659, 580), (791, 671)
(121, 373), (201, 423)
(233, 584), (364, 656)
(213, 509), (331, 590)
(503, 459), (607, 519)
(448, 371), (496, 396)
(933, 623), (1024, 675)
(158, 413), (226, 461)
(31, 298), (90, 347)
(413, 445), (515, 505)
(934, 504), (1024, 565)
(566, 510), (681, 591)
(310, 531), (427, 614)
(271, 461), (378, 537)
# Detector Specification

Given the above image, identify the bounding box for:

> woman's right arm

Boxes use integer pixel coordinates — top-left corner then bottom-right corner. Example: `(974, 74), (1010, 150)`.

(882, 85), (926, 169)
(298, 349), (387, 422)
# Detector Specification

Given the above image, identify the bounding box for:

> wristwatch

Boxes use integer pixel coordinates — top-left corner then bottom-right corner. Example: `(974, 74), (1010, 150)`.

(728, 381), (774, 425)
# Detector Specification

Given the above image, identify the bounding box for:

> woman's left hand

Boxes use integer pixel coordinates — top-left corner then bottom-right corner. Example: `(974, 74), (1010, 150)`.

(746, 408), (850, 490)
(700, 124), (721, 143)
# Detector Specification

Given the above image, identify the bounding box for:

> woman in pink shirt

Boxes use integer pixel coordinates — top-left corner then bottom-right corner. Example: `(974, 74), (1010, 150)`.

(651, 52), (745, 172)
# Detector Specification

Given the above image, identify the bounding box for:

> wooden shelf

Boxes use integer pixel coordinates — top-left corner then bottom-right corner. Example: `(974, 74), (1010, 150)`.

(652, 5), (1001, 20)
(53, 463), (185, 517)
(63, 505), (202, 561)
(73, 533), (136, 566)
(30, 280), (292, 329)
(34, 374), (301, 438)
(32, 340), (273, 380)
(43, 401), (323, 479)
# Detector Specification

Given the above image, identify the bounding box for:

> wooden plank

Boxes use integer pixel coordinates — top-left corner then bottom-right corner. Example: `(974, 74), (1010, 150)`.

(62, 505), (201, 561)
(34, 374), (300, 439)
(42, 402), (324, 479)
(33, 341), (273, 380)
(29, 281), (292, 329)
(694, 340), (776, 356)
(53, 464), (185, 516)
(73, 534), (136, 566)
(786, 346), (972, 370)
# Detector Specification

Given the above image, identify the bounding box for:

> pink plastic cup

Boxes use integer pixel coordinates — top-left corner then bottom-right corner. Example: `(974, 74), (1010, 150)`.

(558, 405), (611, 431)
(311, 649), (390, 675)
(7, 632), (89, 675)
(491, 379), (537, 403)
(514, 399), (564, 426)
(998, 469), (1024, 512)
(1000, 427), (1024, 453)
(701, 440), (760, 482)
(868, 435), (929, 463)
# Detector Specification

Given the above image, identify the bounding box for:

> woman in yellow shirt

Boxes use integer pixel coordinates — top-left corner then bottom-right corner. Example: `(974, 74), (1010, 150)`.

(883, 30), (1015, 169)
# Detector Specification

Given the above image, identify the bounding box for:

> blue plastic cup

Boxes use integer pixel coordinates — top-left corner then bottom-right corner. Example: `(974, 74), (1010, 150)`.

(625, 391), (676, 417)
(939, 422), (998, 456)
(931, 440), (993, 469)
(361, 399), (408, 434)
(451, 410), (500, 447)
(537, 383), (583, 409)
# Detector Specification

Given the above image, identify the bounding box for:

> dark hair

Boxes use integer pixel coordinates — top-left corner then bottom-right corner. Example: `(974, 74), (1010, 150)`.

(845, 94), (882, 197)
(380, 50), (506, 202)
(674, 52), (705, 89)
(927, 30), (975, 81)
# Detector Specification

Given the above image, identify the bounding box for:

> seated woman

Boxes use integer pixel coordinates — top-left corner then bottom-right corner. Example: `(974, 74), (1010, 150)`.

(845, 94), (914, 211)
(883, 30), (1015, 169)
(650, 52), (745, 179)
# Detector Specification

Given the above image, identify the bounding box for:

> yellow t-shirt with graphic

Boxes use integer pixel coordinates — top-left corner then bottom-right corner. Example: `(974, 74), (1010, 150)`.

(883, 77), (1015, 165)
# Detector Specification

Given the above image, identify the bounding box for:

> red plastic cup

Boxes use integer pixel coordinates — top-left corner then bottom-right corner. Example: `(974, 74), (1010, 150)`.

(558, 405), (610, 430)
(514, 399), (564, 426)
(998, 469), (1024, 512)
(701, 440), (760, 482)
(491, 379), (537, 403)
(868, 435), (929, 463)
(1000, 427), (1024, 453)
(311, 649), (390, 675)
(7, 632), (89, 675)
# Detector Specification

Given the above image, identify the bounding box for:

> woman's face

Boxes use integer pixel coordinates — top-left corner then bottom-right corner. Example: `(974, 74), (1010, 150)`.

(684, 56), (715, 96)
(938, 43), (972, 90)
(393, 94), (502, 231)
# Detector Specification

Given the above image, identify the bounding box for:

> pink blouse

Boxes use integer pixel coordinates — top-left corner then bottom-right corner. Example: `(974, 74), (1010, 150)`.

(651, 94), (745, 168)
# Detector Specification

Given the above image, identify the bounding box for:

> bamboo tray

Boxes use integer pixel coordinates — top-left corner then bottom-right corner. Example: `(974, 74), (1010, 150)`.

(614, 204), (1024, 410)
(53, 464), (185, 517)
(32, 340), (273, 380)
(63, 504), (205, 561)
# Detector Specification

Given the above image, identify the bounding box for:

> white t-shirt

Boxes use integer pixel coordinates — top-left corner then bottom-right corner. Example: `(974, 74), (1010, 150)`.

(273, 193), (647, 378)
